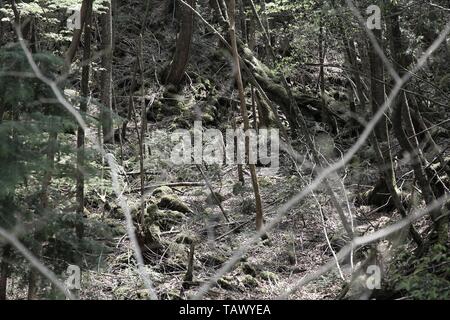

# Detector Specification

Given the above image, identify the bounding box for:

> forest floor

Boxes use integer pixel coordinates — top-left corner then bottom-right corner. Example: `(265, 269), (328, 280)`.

(77, 115), (415, 300)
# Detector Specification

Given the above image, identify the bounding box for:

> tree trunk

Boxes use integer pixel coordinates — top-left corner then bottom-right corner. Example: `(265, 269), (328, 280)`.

(227, 0), (264, 233)
(100, 0), (114, 144)
(76, 0), (93, 244)
(165, 0), (196, 86)
(318, 17), (333, 131)
(0, 245), (11, 300)
(28, 131), (58, 300)
(369, 28), (387, 141)
(65, 0), (90, 66)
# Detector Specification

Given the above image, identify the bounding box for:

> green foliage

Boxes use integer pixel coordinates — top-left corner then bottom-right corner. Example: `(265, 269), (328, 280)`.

(390, 245), (450, 300)
(0, 44), (111, 298)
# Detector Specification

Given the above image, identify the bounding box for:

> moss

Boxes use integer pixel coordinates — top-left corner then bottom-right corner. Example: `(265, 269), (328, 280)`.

(141, 224), (162, 248)
(259, 271), (279, 282)
(135, 289), (152, 300)
(240, 275), (259, 288)
(217, 277), (235, 290)
(241, 263), (258, 277)
(158, 195), (192, 214)
(144, 204), (159, 226)
(152, 186), (174, 197)
(155, 210), (185, 231)
(175, 231), (198, 244)
(200, 253), (227, 267)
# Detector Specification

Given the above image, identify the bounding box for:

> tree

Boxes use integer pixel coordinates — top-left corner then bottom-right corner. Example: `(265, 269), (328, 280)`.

(165, 0), (196, 86)
(227, 0), (264, 232)
(100, 0), (114, 144)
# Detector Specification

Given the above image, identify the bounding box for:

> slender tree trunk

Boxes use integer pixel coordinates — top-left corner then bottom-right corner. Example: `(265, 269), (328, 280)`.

(369, 28), (387, 141)
(65, 0), (90, 66)
(100, 0), (114, 144)
(227, 0), (264, 232)
(28, 131), (58, 300)
(318, 17), (332, 131)
(76, 0), (92, 245)
(138, 35), (146, 226)
(165, 0), (196, 86)
(0, 245), (11, 300)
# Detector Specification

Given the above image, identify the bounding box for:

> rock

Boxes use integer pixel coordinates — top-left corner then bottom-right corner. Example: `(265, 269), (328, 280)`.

(203, 207), (214, 216)
(240, 275), (259, 288)
(144, 204), (159, 226)
(175, 232), (199, 245)
(158, 195), (192, 214)
(241, 263), (258, 277)
(157, 210), (186, 230)
(217, 277), (235, 290)
(152, 186), (174, 197)
(138, 224), (162, 251)
(259, 271), (279, 282)
(206, 192), (225, 205)
(199, 253), (227, 267)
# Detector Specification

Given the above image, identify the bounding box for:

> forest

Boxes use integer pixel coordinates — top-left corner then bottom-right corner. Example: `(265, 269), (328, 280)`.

(0, 0), (449, 301)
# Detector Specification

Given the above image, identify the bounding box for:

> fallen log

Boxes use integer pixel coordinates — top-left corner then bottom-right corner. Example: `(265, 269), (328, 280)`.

(130, 182), (205, 193)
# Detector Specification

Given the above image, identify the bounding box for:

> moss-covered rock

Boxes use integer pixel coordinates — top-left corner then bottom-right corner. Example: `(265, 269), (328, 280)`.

(259, 271), (279, 282)
(139, 224), (162, 250)
(157, 210), (186, 230)
(175, 231), (199, 245)
(217, 277), (235, 290)
(240, 275), (259, 288)
(241, 262), (258, 277)
(199, 253), (227, 267)
(158, 195), (192, 214)
(152, 186), (174, 197)
(144, 204), (159, 226)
